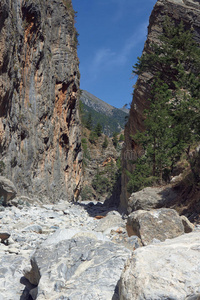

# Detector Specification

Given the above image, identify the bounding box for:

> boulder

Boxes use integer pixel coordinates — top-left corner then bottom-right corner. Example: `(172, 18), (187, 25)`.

(0, 232), (10, 244)
(127, 208), (184, 245)
(181, 215), (194, 233)
(44, 228), (109, 246)
(24, 236), (131, 299)
(119, 231), (200, 300)
(0, 176), (17, 206)
(185, 295), (200, 300)
(127, 187), (177, 213)
(0, 253), (32, 300)
(23, 225), (43, 234)
(95, 214), (125, 233)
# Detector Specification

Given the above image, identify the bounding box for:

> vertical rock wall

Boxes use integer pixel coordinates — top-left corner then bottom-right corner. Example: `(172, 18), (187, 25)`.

(120, 0), (200, 212)
(0, 0), (82, 201)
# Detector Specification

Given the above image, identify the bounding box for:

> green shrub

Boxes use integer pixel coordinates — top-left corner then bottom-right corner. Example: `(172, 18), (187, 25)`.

(92, 174), (111, 195)
(102, 136), (108, 149)
(94, 123), (102, 137)
(89, 131), (98, 145)
(112, 132), (118, 148)
(81, 138), (90, 161)
(80, 185), (93, 201)
(119, 134), (125, 142)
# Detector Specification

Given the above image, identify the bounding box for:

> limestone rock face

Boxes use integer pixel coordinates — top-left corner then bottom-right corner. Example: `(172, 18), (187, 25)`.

(119, 231), (200, 300)
(120, 0), (200, 212)
(0, 0), (82, 201)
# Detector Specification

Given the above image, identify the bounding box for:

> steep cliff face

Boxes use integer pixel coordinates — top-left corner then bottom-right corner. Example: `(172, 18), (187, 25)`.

(120, 0), (200, 211)
(0, 0), (82, 201)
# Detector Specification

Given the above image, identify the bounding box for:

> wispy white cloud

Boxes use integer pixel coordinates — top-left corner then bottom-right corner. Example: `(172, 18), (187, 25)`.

(110, 0), (136, 22)
(92, 48), (116, 68)
(89, 22), (148, 75)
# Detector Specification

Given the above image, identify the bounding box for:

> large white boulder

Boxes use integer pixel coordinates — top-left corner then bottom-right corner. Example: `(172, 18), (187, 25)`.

(127, 208), (185, 245)
(128, 187), (177, 213)
(119, 231), (200, 300)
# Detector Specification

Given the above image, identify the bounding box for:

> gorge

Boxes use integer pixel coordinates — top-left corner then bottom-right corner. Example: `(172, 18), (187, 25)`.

(0, 0), (200, 299)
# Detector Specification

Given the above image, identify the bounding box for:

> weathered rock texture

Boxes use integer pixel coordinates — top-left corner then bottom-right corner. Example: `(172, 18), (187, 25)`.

(120, 0), (200, 212)
(119, 231), (200, 300)
(24, 235), (130, 299)
(0, 175), (17, 205)
(126, 208), (185, 245)
(127, 186), (177, 213)
(0, 0), (82, 201)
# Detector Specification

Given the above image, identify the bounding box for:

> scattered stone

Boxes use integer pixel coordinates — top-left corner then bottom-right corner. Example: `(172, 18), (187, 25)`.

(7, 247), (19, 254)
(9, 196), (35, 207)
(181, 215), (194, 233)
(126, 235), (142, 250)
(45, 228), (81, 245)
(127, 208), (184, 245)
(95, 214), (125, 232)
(0, 232), (10, 244)
(106, 210), (121, 216)
(0, 197), (197, 299)
(185, 295), (200, 300)
(115, 227), (124, 234)
(94, 215), (105, 219)
(23, 225), (43, 234)
(7, 236), (15, 245)
(0, 254), (30, 299)
(0, 243), (8, 252)
(119, 231), (200, 300)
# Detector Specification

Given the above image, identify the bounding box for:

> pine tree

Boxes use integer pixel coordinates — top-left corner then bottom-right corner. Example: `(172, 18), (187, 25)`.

(112, 132), (118, 148)
(135, 79), (174, 182)
(119, 134), (125, 141)
(94, 122), (102, 137)
(89, 130), (97, 144)
(102, 136), (108, 149)
(85, 112), (93, 130)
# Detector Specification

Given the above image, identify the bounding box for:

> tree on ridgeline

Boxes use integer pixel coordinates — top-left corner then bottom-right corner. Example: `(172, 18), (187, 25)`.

(85, 112), (93, 130)
(94, 122), (103, 137)
(102, 136), (108, 149)
(112, 132), (118, 149)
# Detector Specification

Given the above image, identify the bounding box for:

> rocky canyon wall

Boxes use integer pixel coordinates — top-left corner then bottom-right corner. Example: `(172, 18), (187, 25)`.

(120, 0), (200, 212)
(0, 0), (82, 201)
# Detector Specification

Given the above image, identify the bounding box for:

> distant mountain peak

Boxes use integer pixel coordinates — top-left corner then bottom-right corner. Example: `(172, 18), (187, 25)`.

(80, 90), (128, 136)
(80, 90), (115, 116)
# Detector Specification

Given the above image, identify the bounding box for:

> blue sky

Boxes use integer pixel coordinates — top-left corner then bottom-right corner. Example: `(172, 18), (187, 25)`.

(72, 0), (157, 109)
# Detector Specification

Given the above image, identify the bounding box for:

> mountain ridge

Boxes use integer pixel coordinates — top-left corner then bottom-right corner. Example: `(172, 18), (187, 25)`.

(80, 90), (129, 136)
